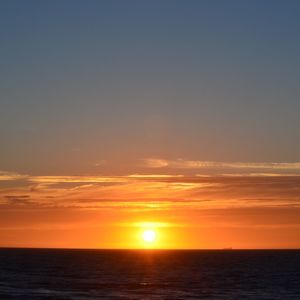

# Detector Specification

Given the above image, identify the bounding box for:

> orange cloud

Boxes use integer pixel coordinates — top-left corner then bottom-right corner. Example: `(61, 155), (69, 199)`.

(0, 172), (300, 211)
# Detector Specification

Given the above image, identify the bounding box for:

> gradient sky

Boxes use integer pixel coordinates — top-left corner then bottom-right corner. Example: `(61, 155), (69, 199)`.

(1, 0), (300, 248)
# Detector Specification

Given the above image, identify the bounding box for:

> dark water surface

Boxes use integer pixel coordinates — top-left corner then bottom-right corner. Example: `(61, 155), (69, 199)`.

(0, 249), (299, 299)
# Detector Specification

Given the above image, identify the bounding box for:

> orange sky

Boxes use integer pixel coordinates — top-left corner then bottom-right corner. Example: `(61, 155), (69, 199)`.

(1, 160), (300, 249)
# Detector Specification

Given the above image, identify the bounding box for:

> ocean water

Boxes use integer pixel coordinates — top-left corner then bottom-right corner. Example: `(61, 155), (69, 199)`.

(0, 249), (299, 299)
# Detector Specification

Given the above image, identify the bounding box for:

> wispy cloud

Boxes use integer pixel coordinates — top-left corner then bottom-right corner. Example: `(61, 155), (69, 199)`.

(0, 171), (300, 210)
(4, 195), (32, 206)
(142, 158), (300, 172)
(0, 171), (28, 181)
(29, 176), (127, 184)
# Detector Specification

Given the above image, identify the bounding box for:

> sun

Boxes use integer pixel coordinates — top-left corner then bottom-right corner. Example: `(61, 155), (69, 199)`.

(142, 229), (157, 243)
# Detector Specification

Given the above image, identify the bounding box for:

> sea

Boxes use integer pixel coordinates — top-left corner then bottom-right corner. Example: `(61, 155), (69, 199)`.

(0, 249), (299, 299)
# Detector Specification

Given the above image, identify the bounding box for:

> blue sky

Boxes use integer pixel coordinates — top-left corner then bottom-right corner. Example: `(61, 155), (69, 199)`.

(1, 0), (300, 175)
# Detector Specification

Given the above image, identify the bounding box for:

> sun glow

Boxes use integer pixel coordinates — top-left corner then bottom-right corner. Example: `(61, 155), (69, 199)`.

(142, 229), (156, 243)
(133, 221), (171, 248)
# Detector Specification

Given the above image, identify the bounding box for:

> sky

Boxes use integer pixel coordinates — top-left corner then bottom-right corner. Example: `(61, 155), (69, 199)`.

(1, 0), (300, 249)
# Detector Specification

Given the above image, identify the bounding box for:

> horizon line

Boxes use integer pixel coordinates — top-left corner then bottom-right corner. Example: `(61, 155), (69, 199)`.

(1, 246), (300, 251)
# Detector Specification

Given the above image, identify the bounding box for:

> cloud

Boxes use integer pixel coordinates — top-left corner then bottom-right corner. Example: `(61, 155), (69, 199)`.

(0, 171), (28, 181)
(127, 174), (183, 178)
(0, 171), (300, 210)
(142, 158), (169, 168)
(4, 195), (32, 206)
(142, 158), (300, 173)
(28, 176), (127, 186)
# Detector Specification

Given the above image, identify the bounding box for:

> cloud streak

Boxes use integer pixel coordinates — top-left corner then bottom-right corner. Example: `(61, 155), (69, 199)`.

(0, 170), (300, 210)
(143, 158), (300, 169)
(142, 159), (300, 174)
(0, 171), (28, 181)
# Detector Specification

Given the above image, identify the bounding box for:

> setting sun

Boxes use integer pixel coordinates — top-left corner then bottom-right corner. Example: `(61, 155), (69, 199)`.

(142, 229), (157, 243)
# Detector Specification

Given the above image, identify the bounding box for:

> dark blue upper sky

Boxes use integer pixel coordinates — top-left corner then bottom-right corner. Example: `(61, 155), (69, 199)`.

(1, 0), (300, 174)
